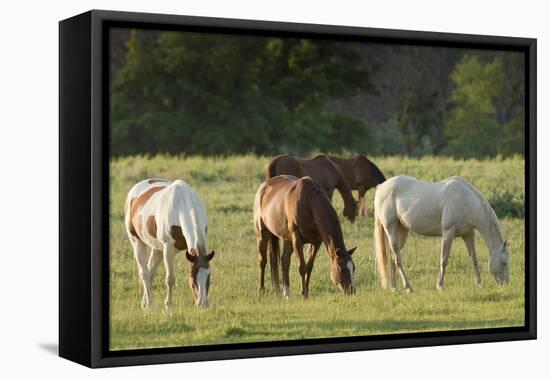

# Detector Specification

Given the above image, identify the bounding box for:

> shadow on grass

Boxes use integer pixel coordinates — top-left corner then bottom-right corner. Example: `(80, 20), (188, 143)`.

(205, 318), (518, 347)
(238, 318), (513, 337)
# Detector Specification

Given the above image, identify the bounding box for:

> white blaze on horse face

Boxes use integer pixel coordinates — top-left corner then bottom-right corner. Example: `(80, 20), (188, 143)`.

(196, 267), (211, 306)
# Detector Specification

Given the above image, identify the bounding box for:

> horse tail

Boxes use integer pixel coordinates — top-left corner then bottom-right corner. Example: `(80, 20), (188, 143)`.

(268, 236), (280, 292)
(374, 210), (390, 289)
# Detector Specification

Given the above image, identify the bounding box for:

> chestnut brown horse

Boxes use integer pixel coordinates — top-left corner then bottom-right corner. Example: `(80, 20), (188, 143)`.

(329, 155), (386, 217)
(254, 175), (357, 299)
(265, 154), (357, 222)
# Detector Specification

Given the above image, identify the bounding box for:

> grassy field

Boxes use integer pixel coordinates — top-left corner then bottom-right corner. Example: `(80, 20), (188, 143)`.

(109, 155), (525, 351)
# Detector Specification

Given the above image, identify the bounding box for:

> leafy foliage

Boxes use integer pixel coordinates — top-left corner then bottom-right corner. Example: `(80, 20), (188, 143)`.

(443, 56), (525, 158)
(111, 31), (376, 156)
(110, 30), (526, 158)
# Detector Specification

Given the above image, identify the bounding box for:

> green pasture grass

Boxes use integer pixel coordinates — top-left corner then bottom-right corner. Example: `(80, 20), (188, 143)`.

(109, 155), (525, 350)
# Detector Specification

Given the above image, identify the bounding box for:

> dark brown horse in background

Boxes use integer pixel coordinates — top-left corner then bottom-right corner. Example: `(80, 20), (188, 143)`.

(329, 155), (386, 217)
(253, 175), (357, 299)
(265, 154), (357, 222)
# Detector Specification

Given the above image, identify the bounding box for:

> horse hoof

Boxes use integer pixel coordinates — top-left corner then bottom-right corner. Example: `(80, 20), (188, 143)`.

(406, 287), (413, 294)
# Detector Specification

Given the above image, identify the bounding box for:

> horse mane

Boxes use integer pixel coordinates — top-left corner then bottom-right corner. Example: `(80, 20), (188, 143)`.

(356, 154), (386, 182)
(299, 176), (326, 197)
(364, 156), (386, 182)
(172, 180), (209, 255)
(298, 177), (335, 211)
(299, 177), (346, 250)
(450, 176), (504, 241)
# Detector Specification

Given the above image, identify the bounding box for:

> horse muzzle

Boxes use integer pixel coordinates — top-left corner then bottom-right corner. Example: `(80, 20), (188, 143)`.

(495, 277), (510, 285)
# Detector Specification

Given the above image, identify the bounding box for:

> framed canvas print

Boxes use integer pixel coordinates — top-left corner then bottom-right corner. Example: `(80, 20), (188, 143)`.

(59, 10), (537, 368)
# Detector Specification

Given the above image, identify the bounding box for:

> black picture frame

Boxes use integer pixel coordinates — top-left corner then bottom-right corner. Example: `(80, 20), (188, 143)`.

(59, 9), (537, 368)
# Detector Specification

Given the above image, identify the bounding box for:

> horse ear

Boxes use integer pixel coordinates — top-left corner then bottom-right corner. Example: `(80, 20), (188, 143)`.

(185, 251), (196, 262)
(504, 240), (510, 249)
(347, 247), (357, 256)
(207, 250), (215, 261)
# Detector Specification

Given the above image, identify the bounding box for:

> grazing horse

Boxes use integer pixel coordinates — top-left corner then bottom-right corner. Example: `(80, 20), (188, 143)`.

(374, 175), (509, 292)
(329, 155), (386, 217)
(254, 175), (357, 299)
(124, 178), (215, 308)
(265, 154), (357, 222)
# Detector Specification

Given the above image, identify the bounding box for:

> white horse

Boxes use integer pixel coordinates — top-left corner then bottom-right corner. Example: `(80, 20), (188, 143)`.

(374, 175), (509, 292)
(124, 178), (215, 308)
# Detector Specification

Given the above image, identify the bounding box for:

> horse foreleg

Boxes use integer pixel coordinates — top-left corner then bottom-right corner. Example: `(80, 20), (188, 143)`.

(305, 242), (322, 292)
(257, 236), (268, 294)
(292, 235), (308, 299)
(385, 223), (413, 293)
(132, 239), (153, 309)
(162, 244), (177, 309)
(437, 228), (455, 290)
(281, 241), (292, 300)
(463, 231), (482, 287)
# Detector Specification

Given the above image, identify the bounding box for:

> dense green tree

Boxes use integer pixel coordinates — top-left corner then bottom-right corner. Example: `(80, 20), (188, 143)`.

(443, 55), (524, 158)
(110, 29), (525, 159)
(111, 30), (376, 156)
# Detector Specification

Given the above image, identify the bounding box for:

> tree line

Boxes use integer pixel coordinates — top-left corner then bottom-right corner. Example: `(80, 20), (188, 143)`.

(110, 29), (525, 158)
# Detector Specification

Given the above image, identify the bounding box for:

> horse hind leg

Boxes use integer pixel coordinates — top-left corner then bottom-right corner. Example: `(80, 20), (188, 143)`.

(163, 244), (177, 309)
(132, 239), (153, 309)
(281, 241), (292, 300)
(269, 235), (281, 293)
(385, 222), (413, 293)
(390, 224), (409, 289)
(257, 235), (269, 294)
(147, 248), (163, 284)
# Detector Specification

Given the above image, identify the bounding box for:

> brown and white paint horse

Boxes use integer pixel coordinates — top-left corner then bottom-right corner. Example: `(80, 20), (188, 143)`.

(124, 178), (215, 308)
(254, 175), (357, 299)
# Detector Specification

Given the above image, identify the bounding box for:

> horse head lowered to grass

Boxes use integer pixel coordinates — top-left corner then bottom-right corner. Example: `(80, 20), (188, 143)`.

(374, 175), (509, 292)
(254, 175), (357, 299)
(124, 178), (215, 308)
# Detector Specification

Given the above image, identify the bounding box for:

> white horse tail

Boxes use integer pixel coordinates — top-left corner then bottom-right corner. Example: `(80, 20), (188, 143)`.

(374, 211), (390, 289)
